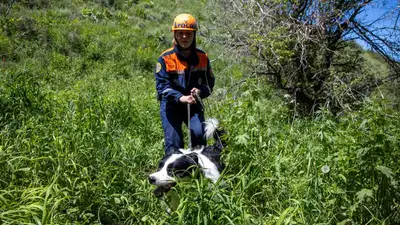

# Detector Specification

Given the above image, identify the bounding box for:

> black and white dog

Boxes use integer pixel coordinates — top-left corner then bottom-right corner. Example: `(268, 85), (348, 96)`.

(148, 118), (225, 199)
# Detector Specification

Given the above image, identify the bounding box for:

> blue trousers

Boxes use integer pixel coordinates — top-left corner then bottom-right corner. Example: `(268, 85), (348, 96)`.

(160, 99), (206, 155)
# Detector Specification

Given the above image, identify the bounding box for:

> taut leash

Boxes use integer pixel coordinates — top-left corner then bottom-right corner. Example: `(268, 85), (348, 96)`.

(187, 103), (192, 150)
(194, 92), (204, 111)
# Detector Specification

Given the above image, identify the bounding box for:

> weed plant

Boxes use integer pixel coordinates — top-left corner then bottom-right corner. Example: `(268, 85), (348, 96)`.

(0, 1), (399, 224)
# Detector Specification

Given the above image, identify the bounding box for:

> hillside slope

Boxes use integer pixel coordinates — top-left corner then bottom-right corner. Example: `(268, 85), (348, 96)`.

(0, 1), (399, 224)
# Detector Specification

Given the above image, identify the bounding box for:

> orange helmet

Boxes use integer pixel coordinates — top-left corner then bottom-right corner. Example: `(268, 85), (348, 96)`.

(171, 13), (198, 31)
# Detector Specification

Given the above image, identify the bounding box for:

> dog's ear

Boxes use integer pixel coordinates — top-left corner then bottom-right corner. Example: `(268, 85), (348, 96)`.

(170, 153), (199, 178)
(172, 153), (199, 167)
(185, 153), (199, 164)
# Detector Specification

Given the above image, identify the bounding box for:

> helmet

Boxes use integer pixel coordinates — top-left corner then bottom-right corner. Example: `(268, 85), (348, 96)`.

(171, 13), (198, 31)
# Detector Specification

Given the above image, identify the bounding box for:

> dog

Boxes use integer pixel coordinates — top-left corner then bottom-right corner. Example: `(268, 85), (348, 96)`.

(148, 118), (226, 210)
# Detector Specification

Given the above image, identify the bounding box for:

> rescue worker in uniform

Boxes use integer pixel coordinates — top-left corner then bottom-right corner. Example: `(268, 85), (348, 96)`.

(154, 13), (215, 155)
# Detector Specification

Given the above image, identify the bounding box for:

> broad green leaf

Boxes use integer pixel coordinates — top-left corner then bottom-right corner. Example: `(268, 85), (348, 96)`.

(376, 165), (395, 180)
(356, 189), (373, 203)
(235, 134), (250, 146)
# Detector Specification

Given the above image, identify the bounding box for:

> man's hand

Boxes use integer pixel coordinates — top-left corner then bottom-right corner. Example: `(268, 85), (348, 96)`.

(179, 95), (197, 104)
(180, 88), (201, 104)
(191, 88), (201, 97)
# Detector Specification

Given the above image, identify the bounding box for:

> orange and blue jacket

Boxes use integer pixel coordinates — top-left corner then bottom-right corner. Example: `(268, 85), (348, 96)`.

(155, 45), (215, 103)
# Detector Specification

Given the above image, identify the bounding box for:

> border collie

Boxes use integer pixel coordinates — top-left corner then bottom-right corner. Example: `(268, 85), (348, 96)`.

(148, 118), (225, 199)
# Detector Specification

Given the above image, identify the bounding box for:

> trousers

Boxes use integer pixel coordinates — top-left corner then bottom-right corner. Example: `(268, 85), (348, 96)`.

(160, 99), (206, 155)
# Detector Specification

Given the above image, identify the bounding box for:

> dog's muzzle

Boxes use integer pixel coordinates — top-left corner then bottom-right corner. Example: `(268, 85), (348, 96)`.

(149, 175), (177, 197)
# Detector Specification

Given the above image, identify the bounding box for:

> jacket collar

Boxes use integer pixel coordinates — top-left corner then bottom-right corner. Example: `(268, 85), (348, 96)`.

(174, 45), (199, 66)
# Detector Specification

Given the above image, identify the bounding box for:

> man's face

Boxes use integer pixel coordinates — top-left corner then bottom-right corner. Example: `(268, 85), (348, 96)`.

(174, 30), (194, 49)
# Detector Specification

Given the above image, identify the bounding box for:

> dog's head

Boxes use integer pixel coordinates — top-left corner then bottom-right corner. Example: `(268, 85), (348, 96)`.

(148, 148), (199, 196)
(149, 118), (225, 198)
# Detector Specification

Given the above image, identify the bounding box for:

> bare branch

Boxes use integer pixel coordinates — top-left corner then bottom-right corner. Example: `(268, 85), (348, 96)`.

(208, 0), (400, 115)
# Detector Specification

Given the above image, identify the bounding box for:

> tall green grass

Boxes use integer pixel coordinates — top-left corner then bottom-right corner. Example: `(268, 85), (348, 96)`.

(1, 1), (399, 224)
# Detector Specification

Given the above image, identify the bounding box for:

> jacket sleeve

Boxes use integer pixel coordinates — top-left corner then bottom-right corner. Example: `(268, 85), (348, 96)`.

(155, 58), (183, 104)
(199, 56), (215, 99)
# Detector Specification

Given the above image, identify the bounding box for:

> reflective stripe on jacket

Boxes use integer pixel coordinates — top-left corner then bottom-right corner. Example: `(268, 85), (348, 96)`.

(155, 45), (215, 103)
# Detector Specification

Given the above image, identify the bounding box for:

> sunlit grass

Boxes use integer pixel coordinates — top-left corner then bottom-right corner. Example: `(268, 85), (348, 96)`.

(0, 1), (399, 224)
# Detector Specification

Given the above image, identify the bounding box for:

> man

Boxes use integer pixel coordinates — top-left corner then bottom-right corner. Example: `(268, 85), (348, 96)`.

(155, 13), (215, 154)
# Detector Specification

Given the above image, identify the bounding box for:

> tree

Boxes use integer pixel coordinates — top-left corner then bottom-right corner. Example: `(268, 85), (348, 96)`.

(204, 0), (400, 115)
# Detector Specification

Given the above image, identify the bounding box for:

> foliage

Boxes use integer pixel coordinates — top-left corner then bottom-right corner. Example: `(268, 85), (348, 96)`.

(206, 0), (400, 116)
(0, 0), (399, 224)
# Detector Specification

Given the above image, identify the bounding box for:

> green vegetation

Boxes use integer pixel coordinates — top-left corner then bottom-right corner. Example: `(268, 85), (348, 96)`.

(207, 0), (400, 116)
(1, 0), (399, 224)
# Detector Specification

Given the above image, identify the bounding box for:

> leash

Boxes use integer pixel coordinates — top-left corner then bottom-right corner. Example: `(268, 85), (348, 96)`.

(186, 64), (217, 150)
(187, 103), (192, 150)
(194, 92), (205, 111)
(202, 68), (215, 117)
